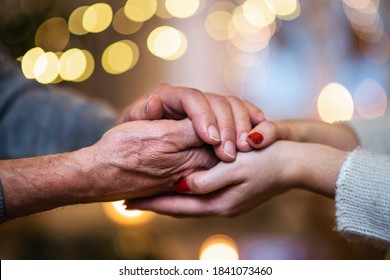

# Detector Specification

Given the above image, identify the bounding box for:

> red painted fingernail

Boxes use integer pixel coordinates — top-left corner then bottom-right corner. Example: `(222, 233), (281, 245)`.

(175, 178), (190, 193)
(248, 132), (264, 145)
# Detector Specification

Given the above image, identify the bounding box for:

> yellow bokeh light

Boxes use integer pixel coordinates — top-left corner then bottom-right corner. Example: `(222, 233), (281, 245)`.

(21, 47), (45, 79)
(35, 17), (69, 52)
(165, 0), (200, 19)
(243, 0), (275, 28)
(354, 79), (387, 119)
(205, 11), (232, 41)
(147, 26), (188, 60)
(124, 0), (157, 22)
(69, 6), (89, 35)
(317, 83), (354, 123)
(83, 3), (113, 33)
(59, 48), (94, 82)
(156, 0), (173, 19)
(34, 52), (60, 84)
(102, 40), (139, 74)
(113, 7), (143, 35)
(103, 200), (155, 225)
(199, 234), (239, 260)
(268, 0), (300, 20)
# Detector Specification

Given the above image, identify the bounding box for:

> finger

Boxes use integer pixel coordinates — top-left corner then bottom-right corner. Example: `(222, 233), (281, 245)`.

(206, 94), (237, 161)
(226, 96), (253, 152)
(150, 84), (222, 145)
(116, 95), (164, 124)
(243, 100), (266, 125)
(247, 120), (281, 149)
(170, 118), (205, 150)
(174, 161), (243, 194)
(125, 195), (216, 217)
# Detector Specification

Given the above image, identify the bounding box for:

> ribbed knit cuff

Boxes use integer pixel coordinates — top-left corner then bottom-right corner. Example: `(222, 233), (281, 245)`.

(335, 149), (390, 247)
(0, 178), (4, 223)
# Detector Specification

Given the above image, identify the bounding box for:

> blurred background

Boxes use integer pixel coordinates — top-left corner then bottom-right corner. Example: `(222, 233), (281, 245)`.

(0, 0), (388, 259)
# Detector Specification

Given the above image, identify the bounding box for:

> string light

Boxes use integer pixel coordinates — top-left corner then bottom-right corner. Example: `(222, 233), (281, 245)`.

(35, 17), (69, 52)
(147, 26), (188, 60)
(82, 3), (113, 33)
(102, 40), (139, 74)
(124, 0), (157, 22)
(165, 0), (200, 19)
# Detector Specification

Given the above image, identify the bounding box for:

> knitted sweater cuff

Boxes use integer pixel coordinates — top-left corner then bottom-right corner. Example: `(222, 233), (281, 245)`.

(335, 149), (390, 247)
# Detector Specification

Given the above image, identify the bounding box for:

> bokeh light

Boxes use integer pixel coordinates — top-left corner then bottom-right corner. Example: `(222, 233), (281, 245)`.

(35, 17), (69, 52)
(21, 47), (45, 79)
(124, 0), (157, 22)
(205, 11), (232, 41)
(83, 3), (113, 33)
(317, 83), (354, 123)
(59, 48), (94, 82)
(354, 79), (387, 119)
(103, 200), (155, 225)
(199, 234), (239, 260)
(113, 7), (143, 35)
(34, 52), (60, 84)
(147, 26), (188, 60)
(268, 0), (301, 20)
(165, 0), (200, 19)
(102, 40), (139, 74)
(242, 0), (275, 28)
(68, 6), (89, 35)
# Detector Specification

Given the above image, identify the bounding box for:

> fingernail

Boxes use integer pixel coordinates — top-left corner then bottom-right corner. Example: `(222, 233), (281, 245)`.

(248, 132), (264, 145)
(207, 125), (221, 142)
(143, 96), (153, 114)
(175, 178), (190, 193)
(240, 132), (249, 146)
(223, 140), (236, 159)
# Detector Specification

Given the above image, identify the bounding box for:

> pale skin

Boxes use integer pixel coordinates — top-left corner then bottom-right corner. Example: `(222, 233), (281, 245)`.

(1, 84), (263, 221)
(125, 120), (360, 217)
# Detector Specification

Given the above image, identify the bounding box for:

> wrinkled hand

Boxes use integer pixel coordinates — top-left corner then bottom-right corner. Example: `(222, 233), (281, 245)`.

(125, 141), (346, 217)
(79, 118), (218, 202)
(117, 83), (265, 162)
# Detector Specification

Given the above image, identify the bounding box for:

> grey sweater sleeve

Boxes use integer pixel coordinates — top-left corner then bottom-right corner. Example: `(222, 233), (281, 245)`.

(335, 116), (390, 247)
(0, 54), (117, 159)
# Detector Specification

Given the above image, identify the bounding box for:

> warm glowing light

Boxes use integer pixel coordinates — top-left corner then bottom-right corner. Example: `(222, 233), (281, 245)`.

(199, 235), (239, 260)
(59, 48), (94, 82)
(317, 83), (354, 123)
(165, 0), (200, 18)
(102, 40), (139, 74)
(124, 0), (157, 22)
(83, 3), (113, 33)
(228, 8), (273, 53)
(147, 26), (188, 60)
(156, 0), (173, 18)
(354, 79), (387, 119)
(69, 6), (89, 35)
(268, 0), (300, 20)
(35, 17), (69, 52)
(113, 7), (143, 35)
(21, 47), (45, 79)
(205, 11), (232, 41)
(34, 52), (60, 84)
(243, 0), (275, 28)
(103, 200), (155, 225)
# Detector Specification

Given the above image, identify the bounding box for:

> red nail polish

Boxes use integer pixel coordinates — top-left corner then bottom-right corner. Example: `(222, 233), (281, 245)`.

(175, 178), (190, 193)
(248, 132), (264, 145)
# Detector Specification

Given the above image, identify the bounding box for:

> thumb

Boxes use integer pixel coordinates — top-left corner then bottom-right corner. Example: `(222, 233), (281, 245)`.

(247, 120), (284, 149)
(116, 95), (164, 124)
(175, 160), (242, 194)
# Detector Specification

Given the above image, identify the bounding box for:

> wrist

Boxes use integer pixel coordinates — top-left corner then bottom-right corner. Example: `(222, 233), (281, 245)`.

(283, 142), (347, 198)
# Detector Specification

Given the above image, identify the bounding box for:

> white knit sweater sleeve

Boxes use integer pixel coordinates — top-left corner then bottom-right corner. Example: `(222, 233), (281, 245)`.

(335, 115), (390, 247)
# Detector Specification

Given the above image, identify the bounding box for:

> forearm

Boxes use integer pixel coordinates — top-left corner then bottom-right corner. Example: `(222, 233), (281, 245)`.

(277, 120), (359, 151)
(0, 150), (92, 221)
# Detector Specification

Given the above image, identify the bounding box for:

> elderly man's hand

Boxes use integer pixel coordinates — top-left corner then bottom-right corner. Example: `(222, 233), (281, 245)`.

(117, 84), (264, 162)
(79, 118), (218, 201)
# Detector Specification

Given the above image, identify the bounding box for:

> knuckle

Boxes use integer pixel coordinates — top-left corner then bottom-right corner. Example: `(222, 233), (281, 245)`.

(191, 176), (207, 194)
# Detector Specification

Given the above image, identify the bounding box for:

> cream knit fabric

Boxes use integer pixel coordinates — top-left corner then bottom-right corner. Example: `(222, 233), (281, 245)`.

(336, 116), (390, 247)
